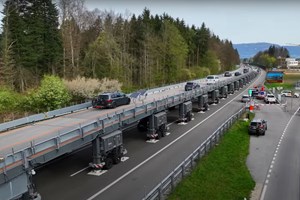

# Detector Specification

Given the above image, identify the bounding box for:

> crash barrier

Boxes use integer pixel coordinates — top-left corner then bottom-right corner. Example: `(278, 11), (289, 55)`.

(0, 101), (92, 132)
(143, 107), (246, 200)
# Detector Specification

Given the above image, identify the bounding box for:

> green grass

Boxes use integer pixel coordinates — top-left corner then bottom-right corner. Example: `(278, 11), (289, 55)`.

(168, 113), (255, 200)
(265, 73), (300, 90)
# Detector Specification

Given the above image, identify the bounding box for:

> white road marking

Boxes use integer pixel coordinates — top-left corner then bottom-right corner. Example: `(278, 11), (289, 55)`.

(86, 78), (259, 200)
(70, 166), (90, 177)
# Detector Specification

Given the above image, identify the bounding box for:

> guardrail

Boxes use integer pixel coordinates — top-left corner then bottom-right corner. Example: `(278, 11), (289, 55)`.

(142, 107), (246, 200)
(0, 101), (92, 132)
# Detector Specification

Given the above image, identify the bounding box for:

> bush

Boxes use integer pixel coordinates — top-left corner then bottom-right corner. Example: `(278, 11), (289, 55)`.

(64, 77), (123, 100)
(26, 75), (71, 112)
(99, 78), (122, 93)
(0, 87), (22, 112)
(63, 77), (101, 100)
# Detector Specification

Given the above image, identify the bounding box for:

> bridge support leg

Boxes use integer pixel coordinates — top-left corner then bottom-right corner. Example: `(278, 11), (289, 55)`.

(178, 101), (192, 124)
(146, 112), (168, 140)
(90, 136), (103, 169)
(197, 95), (208, 113)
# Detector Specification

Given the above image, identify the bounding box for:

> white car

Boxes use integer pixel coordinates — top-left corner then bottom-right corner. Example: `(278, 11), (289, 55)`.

(206, 75), (219, 85)
(264, 94), (277, 103)
(281, 90), (300, 98)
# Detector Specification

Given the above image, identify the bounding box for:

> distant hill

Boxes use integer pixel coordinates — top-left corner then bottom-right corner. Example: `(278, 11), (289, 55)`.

(233, 42), (300, 59)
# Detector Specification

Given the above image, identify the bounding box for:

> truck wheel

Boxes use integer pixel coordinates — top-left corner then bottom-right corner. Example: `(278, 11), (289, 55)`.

(104, 157), (113, 169)
(113, 155), (121, 164)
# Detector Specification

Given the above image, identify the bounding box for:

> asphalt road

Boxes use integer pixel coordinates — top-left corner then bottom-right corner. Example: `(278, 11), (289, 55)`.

(247, 96), (300, 200)
(34, 71), (265, 200)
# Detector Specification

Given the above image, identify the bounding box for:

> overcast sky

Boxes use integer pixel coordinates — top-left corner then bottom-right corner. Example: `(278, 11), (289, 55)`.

(86, 0), (300, 46)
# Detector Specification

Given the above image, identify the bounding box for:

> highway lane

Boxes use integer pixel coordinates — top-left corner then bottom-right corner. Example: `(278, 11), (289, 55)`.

(34, 71), (265, 200)
(246, 103), (291, 199)
(260, 104), (300, 200)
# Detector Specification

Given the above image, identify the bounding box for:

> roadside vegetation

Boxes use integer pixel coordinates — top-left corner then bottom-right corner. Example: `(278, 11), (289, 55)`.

(168, 113), (255, 200)
(0, 1), (240, 122)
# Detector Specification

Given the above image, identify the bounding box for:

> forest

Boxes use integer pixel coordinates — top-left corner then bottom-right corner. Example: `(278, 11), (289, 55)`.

(0, 0), (240, 119)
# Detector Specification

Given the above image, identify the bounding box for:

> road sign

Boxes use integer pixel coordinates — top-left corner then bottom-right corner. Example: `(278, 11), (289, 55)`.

(248, 89), (252, 96)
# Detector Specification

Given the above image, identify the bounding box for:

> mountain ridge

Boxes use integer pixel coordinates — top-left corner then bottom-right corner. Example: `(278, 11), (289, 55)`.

(233, 42), (300, 59)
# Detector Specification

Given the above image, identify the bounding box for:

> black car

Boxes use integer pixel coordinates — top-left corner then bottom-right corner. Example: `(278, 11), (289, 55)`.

(224, 71), (232, 77)
(92, 92), (131, 109)
(243, 68), (249, 73)
(248, 119), (267, 136)
(234, 72), (241, 76)
(185, 82), (200, 91)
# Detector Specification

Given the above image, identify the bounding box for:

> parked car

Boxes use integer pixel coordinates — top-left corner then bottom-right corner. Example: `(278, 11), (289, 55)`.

(206, 75), (219, 85)
(281, 90), (300, 98)
(234, 72), (241, 76)
(264, 94), (277, 104)
(241, 94), (251, 103)
(92, 91), (131, 109)
(224, 71), (232, 77)
(248, 119), (267, 136)
(185, 82), (200, 91)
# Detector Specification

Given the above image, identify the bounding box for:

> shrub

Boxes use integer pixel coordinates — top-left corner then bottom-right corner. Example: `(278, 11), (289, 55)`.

(27, 75), (71, 112)
(63, 77), (101, 100)
(63, 77), (123, 100)
(0, 87), (21, 112)
(99, 78), (122, 93)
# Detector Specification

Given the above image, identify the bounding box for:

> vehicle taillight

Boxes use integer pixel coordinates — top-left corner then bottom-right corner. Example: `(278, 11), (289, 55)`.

(106, 99), (113, 103)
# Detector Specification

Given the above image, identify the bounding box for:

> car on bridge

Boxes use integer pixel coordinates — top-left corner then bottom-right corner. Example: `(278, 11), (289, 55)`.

(248, 119), (267, 136)
(206, 75), (219, 85)
(185, 82), (200, 91)
(224, 71), (232, 77)
(92, 91), (131, 109)
(234, 71), (241, 76)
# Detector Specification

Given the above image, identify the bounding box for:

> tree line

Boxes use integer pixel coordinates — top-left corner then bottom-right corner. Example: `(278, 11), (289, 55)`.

(252, 45), (290, 69)
(0, 0), (240, 93)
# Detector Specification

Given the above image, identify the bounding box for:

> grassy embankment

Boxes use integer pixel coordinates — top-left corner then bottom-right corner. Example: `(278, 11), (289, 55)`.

(265, 73), (300, 90)
(168, 113), (255, 200)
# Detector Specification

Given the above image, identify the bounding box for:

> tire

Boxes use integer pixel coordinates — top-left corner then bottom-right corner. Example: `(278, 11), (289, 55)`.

(126, 98), (131, 105)
(112, 102), (117, 108)
(262, 131), (265, 136)
(104, 157), (113, 169)
(112, 148), (122, 164)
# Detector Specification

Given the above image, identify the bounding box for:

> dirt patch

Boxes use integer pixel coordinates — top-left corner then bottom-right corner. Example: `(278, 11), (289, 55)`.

(250, 183), (263, 200)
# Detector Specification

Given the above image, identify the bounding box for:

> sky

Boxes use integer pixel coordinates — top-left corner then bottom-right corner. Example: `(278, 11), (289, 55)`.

(85, 0), (300, 46)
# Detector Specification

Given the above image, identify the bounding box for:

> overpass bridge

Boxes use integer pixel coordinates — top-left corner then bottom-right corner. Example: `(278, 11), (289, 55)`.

(0, 69), (257, 200)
